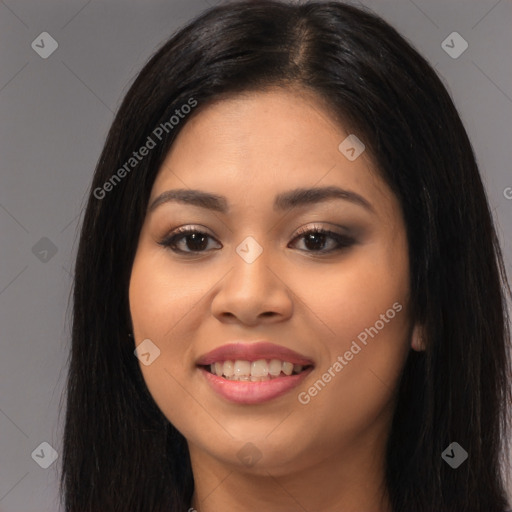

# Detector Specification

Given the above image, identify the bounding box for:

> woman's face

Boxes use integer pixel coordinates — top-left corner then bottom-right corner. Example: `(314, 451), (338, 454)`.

(129, 87), (417, 476)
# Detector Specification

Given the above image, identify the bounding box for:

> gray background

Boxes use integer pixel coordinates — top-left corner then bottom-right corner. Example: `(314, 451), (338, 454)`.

(0, 0), (511, 510)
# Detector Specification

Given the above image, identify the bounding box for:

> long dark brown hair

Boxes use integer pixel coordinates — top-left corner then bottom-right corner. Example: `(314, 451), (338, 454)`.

(60, 1), (512, 510)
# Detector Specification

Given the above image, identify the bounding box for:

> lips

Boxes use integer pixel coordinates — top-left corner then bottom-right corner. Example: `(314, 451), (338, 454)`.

(196, 341), (315, 404)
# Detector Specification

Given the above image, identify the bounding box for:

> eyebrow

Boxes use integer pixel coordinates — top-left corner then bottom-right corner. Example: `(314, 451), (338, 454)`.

(148, 186), (375, 214)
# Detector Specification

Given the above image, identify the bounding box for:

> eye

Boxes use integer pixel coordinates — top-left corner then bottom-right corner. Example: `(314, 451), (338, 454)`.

(158, 224), (355, 256)
(158, 226), (220, 254)
(289, 225), (355, 254)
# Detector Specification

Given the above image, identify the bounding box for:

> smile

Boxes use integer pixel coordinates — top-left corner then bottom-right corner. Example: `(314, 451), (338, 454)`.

(196, 341), (315, 404)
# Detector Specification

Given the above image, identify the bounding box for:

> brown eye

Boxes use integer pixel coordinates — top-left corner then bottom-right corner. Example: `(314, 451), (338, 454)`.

(159, 227), (220, 254)
(289, 227), (355, 253)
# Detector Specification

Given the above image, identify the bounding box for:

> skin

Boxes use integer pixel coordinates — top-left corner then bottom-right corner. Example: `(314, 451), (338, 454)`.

(129, 86), (424, 512)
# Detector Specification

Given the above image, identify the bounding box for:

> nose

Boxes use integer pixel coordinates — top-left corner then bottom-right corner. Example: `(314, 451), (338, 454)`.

(210, 242), (293, 326)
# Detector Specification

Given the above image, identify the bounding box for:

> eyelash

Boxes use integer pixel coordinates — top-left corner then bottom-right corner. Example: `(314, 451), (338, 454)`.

(158, 224), (355, 256)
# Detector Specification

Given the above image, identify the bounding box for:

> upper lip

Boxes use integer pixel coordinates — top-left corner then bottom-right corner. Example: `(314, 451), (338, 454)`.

(196, 341), (315, 366)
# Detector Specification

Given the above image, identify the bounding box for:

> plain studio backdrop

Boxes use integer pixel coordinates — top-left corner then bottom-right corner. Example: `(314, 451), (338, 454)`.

(0, 0), (511, 510)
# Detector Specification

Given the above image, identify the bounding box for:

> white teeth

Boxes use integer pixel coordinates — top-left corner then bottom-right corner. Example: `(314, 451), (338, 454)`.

(251, 359), (269, 377)
(234, 360), (251, 376)
(208, 358), (308, 380)
(282, 362), (293, 376)
(269, 359), (283, 376)
(223, 360), (234, 377)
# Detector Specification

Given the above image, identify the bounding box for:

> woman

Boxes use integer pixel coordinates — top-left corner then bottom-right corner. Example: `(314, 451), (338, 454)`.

(60, 1), (512, 511)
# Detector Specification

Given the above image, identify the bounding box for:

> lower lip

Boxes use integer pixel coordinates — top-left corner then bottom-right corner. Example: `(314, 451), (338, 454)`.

(200, 366), (314, 405)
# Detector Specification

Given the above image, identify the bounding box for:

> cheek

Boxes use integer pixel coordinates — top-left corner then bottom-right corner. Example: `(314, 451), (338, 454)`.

(129, 247), (202, 340)
(128, 246), (218, 434)
(313, 241), (409, 346)
(297, 239), (411, 437)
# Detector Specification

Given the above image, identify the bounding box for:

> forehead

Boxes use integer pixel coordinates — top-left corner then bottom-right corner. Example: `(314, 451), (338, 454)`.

(150, 88), (398, 221)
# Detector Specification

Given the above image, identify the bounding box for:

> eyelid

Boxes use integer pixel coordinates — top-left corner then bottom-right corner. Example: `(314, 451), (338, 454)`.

(293, 222), (347, 236)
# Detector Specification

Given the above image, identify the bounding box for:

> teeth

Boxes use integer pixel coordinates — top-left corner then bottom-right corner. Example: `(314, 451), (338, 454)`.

(282, 362), (293, 376)
(269, 359), (282, 376)
(234, 360), (251, 376)
(251, 359), (269, 377)
(223, 360), (234, 377)
(251, 375), (271, 382)
(207, 358), (307, 380)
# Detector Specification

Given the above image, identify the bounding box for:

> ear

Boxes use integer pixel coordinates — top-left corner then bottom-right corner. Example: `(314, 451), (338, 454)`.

(411, 323), (426, 352)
